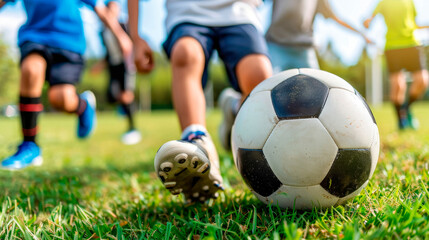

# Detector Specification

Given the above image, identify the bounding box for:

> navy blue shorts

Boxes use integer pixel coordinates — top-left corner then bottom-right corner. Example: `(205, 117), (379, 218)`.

(20, 41), (84, 86)
(163, 23), (269, 92)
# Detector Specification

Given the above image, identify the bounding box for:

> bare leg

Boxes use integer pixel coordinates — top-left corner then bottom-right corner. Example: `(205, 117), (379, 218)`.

(170, 37), (206, 131)
(48, 84), (79, 113)
(389, 71), (407, 106)
(20, 54), (46, 97)
(236, 54), (272, 101)
(409, 69), (429, 103)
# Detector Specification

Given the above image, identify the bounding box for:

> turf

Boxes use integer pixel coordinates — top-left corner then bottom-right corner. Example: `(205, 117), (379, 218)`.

(0, 102), (428, 239)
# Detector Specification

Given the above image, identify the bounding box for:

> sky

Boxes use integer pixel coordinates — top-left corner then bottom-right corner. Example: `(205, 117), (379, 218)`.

(1, 0), (429, 66)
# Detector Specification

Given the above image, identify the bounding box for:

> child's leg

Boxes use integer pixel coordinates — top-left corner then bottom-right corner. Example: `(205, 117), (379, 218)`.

(155, 25), (223, 202)
(389, 71), (408, 129)
(48, 84), (80, 113)
(1, 52), (45, 170)
(119, 90), (136, 130)
(409, 69), (429, 104)
(236, 54), (272, 98)
(19, 53), (46, 143)
(170, 37), (206, 131)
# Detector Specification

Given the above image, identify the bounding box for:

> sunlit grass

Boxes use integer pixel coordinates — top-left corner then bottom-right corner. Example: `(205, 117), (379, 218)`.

(0, 102), (428, 239)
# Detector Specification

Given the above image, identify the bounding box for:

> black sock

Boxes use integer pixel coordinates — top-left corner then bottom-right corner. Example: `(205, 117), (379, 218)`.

(121, 103), (135, 130)
(19, 96), (43, 143)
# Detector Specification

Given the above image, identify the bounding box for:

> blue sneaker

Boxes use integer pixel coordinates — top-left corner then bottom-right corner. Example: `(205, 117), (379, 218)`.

(1, 141), (43, 170)
(78, 91), (97, 138)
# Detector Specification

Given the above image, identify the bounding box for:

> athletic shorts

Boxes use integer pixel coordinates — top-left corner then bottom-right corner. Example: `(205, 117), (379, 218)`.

(163, 23), (269, 92)
(384, 46), (427, 73)
(19, 41), (84, 86)
(102, 24), (136, 103)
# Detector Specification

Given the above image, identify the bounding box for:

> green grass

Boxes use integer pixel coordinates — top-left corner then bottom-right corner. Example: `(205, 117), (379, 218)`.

(0, 102), (429, 239)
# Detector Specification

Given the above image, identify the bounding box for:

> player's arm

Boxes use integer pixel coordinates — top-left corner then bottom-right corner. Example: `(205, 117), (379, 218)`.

(331, 15), (372, 44)
(94, 4), (133, 60)
(128, 0), (154, 73)
(363, 14), (376, 29)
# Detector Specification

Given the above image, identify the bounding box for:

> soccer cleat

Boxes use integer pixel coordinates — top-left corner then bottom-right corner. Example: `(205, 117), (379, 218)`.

(218, 88), (241, 151)
(77, 91), (97, 138)
(154, 133), (224, 202)
(406, 109), (419, 130)
(1, 141), (43, 170)
(121, 129), (142, 145)
(398, 117), (409, 130)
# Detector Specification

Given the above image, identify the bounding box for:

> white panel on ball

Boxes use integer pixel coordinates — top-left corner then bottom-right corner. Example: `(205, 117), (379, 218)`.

(319, 89), (375, 149)
(299, 68), (355, 93)
(254, 185), (339, 209)
(336, 180), (369, 206)
(232, 91), (278, 150)
(263, 119), (338, 186)
(369, 125), (380, 179)
(250, 69), (300, 96)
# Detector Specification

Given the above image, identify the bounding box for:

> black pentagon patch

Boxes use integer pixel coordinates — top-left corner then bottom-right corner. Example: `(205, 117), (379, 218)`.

(355, 89), (376, 124)
(271, 74), (329, 119)
(320, 149), (372, 198)
(236, 148), (282, 197)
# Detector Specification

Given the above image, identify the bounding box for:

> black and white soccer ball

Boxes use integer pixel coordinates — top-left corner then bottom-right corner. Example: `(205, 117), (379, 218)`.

(231, 69), (380, 209)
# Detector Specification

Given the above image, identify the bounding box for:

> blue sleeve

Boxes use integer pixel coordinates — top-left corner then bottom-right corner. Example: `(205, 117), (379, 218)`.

(80, 0), (103, 9)
(3, 0), (17, 3)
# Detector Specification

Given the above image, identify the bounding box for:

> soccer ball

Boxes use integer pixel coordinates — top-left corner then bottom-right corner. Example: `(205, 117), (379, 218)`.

(231, 69), (379, 209)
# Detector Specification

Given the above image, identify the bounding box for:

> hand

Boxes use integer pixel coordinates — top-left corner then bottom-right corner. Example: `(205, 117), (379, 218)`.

(363, 19), (372, 29)
(133, 37), (154, 74)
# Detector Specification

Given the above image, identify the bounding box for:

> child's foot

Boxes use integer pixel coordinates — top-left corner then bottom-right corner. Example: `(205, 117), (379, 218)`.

(155, 133), (224, 202)
(77, 91), (97, 138)
(398, 117), (409, 130)
(1, 141), (43, 170)
(218, 88), (241, 151)
(121, 129), (142, 145)
(406, 109), (419, 130)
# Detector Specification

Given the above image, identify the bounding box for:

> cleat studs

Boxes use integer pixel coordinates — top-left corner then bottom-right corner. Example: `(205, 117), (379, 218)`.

(164, 182), (176, 189)
(197, 163), (209, 173)
(159, 172), (167, 182)
(202, 185), (209, 192)
(175, 153), (188, 164)
(171, 188), (183, 195)
(213, 192), (219, 199)
(199, 196), (206, 202)
(160, 162), (173, 172)
(192, 192), (199, 198)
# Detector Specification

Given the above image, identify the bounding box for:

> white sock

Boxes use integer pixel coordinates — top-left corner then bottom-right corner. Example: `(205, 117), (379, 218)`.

(181, 124), (208, 140)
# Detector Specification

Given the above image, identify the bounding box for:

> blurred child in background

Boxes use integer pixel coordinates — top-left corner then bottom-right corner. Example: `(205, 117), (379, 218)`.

(364, 0), (429, 130)
(101, 0), (142, 145)
(0, 0), (132, 169)
(266, 0), (371, 73)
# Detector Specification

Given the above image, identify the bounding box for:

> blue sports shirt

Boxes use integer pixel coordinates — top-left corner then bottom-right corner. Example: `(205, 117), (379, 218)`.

(4, 0), (101, 54)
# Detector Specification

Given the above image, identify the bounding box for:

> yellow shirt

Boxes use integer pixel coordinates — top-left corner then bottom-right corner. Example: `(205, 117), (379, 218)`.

(374, 0), (420, 50)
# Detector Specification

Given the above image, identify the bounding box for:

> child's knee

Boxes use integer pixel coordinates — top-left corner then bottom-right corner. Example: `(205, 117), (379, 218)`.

(171, 38), (204, 67)
(21, 54), (46, 80)
(48, 85), (77, 112)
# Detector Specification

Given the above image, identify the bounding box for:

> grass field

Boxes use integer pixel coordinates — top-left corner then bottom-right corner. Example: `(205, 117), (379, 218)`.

(0, 102), (429, 239)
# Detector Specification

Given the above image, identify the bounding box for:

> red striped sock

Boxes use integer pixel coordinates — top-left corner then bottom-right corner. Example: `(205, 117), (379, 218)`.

(19, 96), (43, 142)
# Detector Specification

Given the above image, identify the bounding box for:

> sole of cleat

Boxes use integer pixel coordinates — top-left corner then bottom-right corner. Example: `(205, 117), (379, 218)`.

(155, 140), (222, 202)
